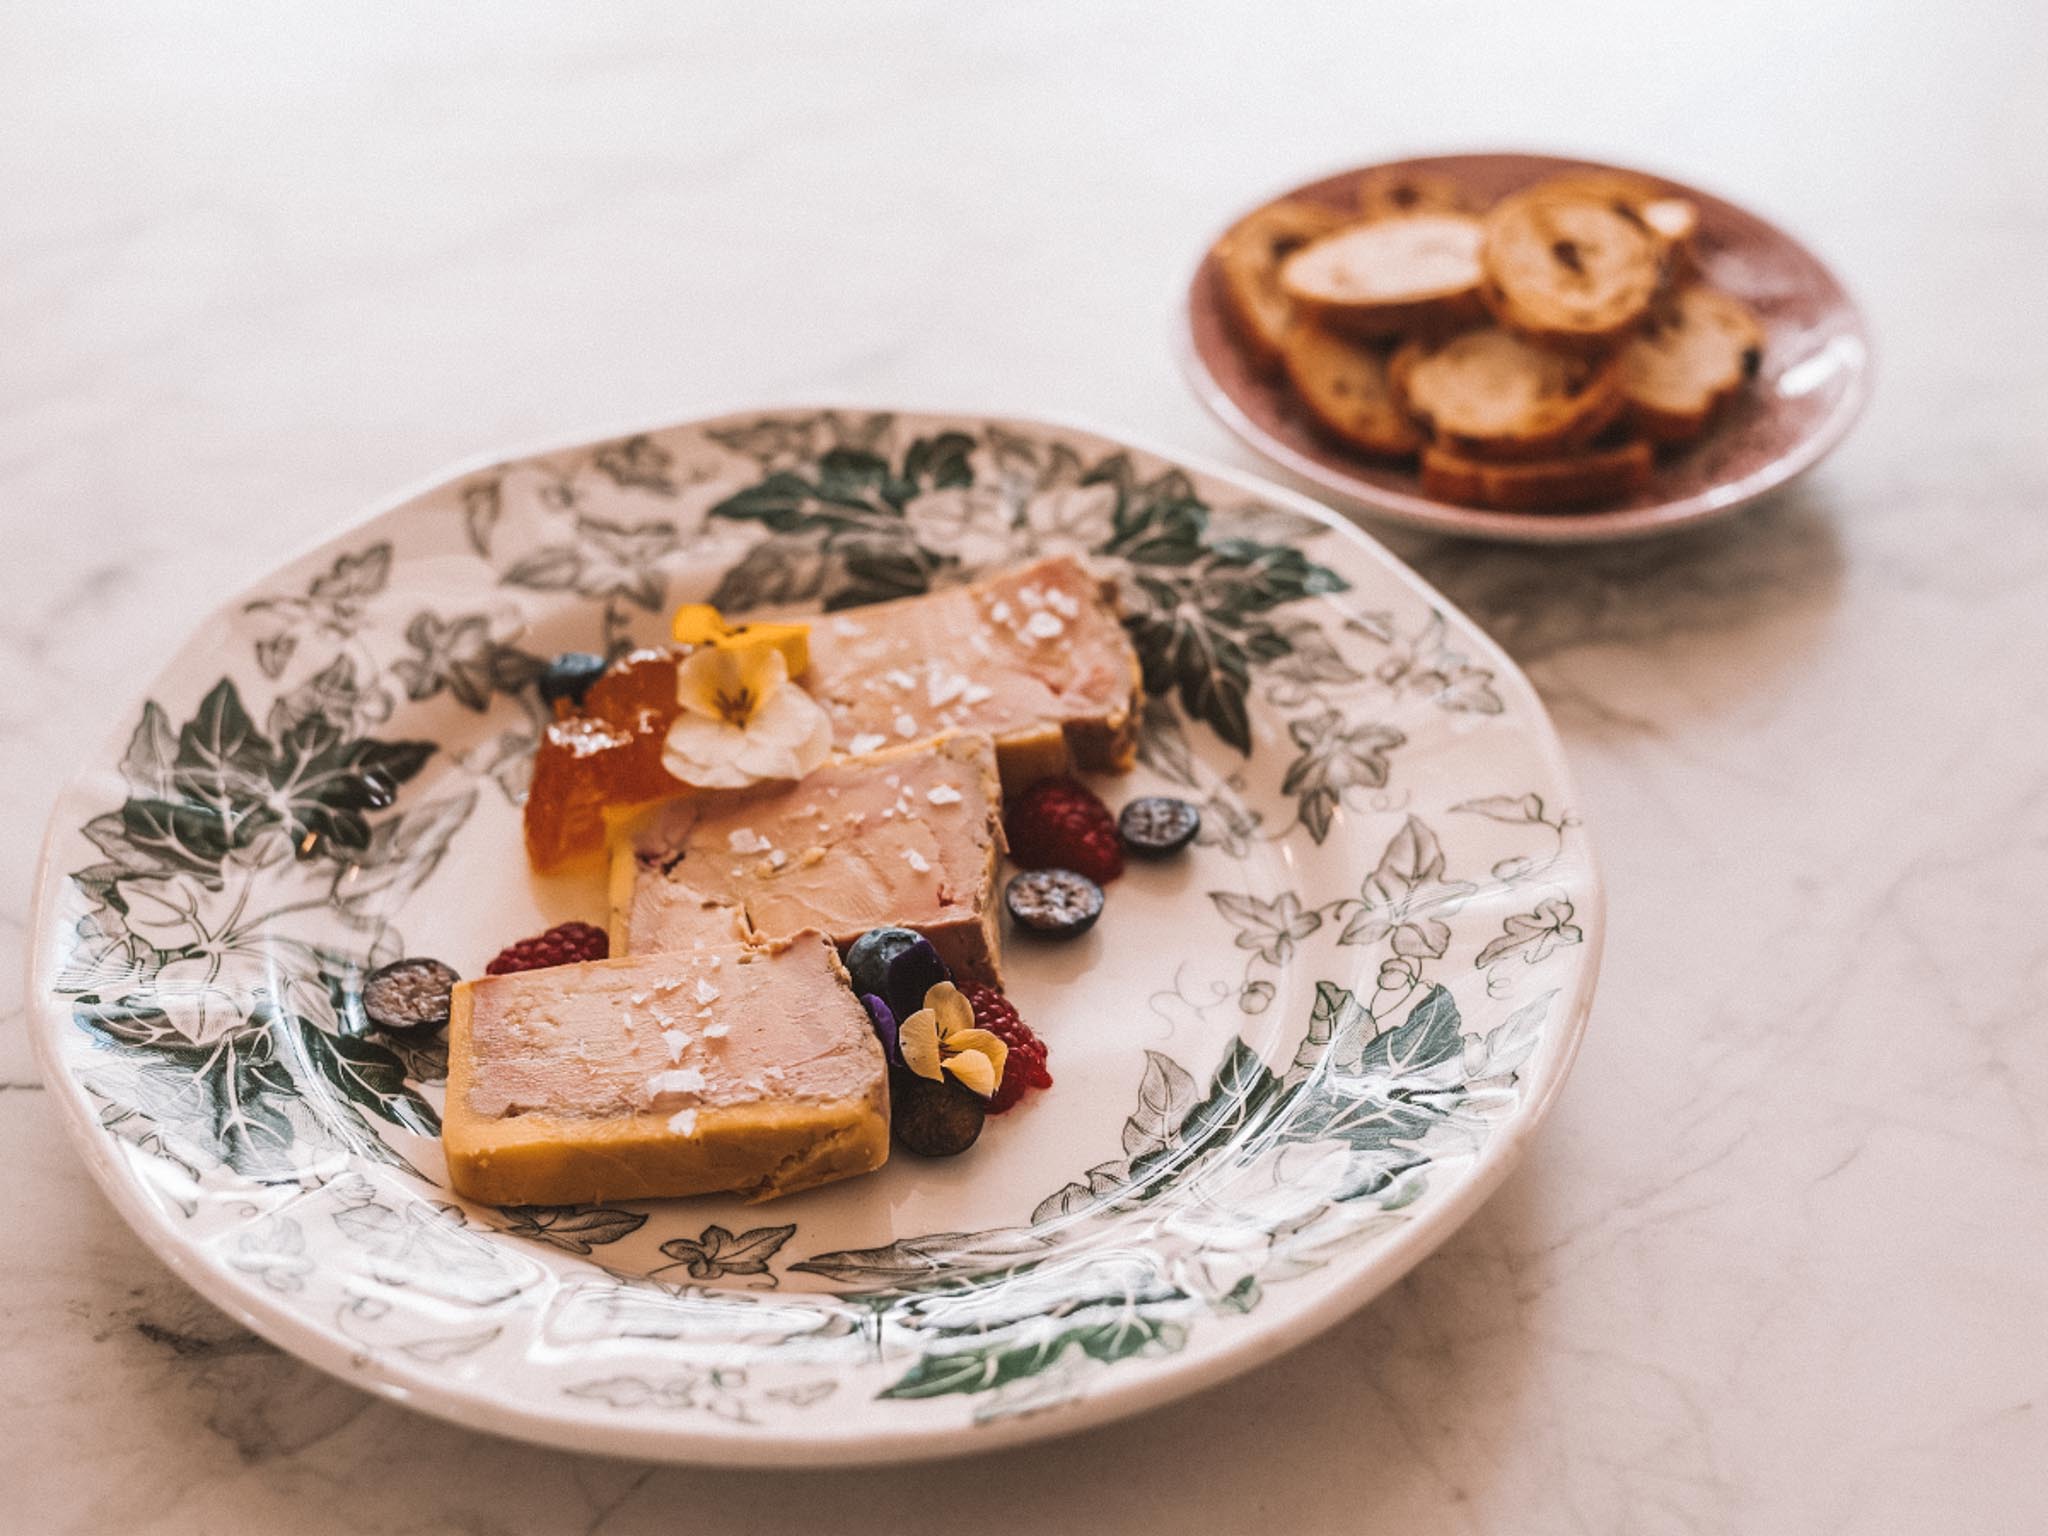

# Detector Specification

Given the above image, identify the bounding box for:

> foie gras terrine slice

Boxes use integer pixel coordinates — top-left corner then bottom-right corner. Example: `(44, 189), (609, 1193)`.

(442, 931), (888, 1205)
(804, 554), (1141, 790)
(610, 732), (1006, 984)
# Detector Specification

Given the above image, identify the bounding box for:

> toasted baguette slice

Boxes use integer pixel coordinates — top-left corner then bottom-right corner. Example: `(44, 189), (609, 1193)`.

(1279, 214), (1487, 340)
(1421, 439), (1654, 511)
(1280, 325), (1423, 459)
(1353, 167), (1478, 221)
(1535, 170), (1700, 278)
(1391, 326), (1623, 460)
(1536, 172), (1698, 243)
(1480, 188), (1665, 349)
(1214, 200), (1351, 373)
(1620, 286), (1764, 444)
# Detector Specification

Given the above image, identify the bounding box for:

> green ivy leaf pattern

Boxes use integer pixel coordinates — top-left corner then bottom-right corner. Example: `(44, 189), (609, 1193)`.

(502, 515), (679, 612)
(158, 678), (435, 858)
(706, 432), (980, 611)
(326, 1176), (535, 1307)
(284, 1014), (442, 1139)
(462, 479), (502, 556)
(1209, 891), (1320, 966)
(242, 543), (393, 679)
(1369, 611), (1504, 715)
(61, 675), (447, 1178)
(1452, 792), (1553, 826)
(880, 1312), (1183, 1401)
(591, 434), (678, 494)
(1475, 898), (1585, 968)
(565, 1369), (755, 1421)
(706, 409), (894, 471)
(1339, 816), (1479, 959)
(496, 1205), (650, 1255)
(119, 702), (180, 800)
(657, 1223), (798, 1284)
(267, 653), (395, 741)
(75, 997), (298, 1179)
(789, 1228), (1054, 1287)
(1120, 1051), (1199, 1159)
(1280, 711), (1406, 844)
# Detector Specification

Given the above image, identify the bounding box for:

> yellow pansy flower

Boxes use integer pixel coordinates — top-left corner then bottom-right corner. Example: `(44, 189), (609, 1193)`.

(670, 603), (810, 678)
(897, 981), (1009, 1099)
(662, 640), (832, 789)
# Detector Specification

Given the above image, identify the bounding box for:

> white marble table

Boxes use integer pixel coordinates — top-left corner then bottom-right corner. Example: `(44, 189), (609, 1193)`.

(5, 3), (2043, 1531)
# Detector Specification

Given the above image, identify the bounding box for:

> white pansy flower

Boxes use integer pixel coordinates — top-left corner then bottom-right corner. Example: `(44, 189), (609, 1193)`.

(662, 642), (832, 790)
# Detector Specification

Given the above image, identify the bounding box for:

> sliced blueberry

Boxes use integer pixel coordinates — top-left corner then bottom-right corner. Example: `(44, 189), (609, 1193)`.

(844, 927), (949, 1022)
(1118, 795), (1201, 858)
(1005, 868), (1104, 938)
(890, 1064), (986, 1156)
(361, 957), (460, 1036)
(539, 651), (609, 708)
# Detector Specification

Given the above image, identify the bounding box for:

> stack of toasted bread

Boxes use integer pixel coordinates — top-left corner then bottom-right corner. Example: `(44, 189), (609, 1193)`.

(1213, 168), (1763, 511)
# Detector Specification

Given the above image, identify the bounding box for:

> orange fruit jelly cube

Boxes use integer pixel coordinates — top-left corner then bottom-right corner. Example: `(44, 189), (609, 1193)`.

(522, 648), (685, 871)
(580, 647), (685, 723)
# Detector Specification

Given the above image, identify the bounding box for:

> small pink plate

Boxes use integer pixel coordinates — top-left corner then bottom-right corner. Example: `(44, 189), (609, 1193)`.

(1180, 152), (1872, 544)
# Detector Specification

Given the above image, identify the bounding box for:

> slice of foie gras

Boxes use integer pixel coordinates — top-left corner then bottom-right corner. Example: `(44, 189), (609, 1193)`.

(804, 554), (1142, 791)
(442, 930), (888, 1206)
(611, 732), (1006, 985)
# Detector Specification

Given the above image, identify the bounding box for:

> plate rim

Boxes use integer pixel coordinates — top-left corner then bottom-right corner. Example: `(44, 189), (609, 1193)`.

(24, 404), (1605, 1466)
(1178, 149), (1876, 545)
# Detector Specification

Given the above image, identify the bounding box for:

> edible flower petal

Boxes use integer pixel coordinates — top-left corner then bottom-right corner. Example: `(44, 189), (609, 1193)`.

(662, 642), (833, 789)
(670, 604), (729, 646)
(670, 602), (810, 676)
(895, 981), (1009, 1099)
(898, 1006), (943, 1081)
(729, 620), (810, 678)
(675, 640), (786, 727)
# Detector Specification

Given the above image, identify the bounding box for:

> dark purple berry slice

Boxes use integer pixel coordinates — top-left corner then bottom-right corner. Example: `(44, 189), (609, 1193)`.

(540, 651), (609, 709)
(361, 957), (460, 1036)
(889, 1064), (986, 1156)
(1005, 868), (1104, 938)
(1118, 795), (1201, 858)
(844, 927), (950, 1022)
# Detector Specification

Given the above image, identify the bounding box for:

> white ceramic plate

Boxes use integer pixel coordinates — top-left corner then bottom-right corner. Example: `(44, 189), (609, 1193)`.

(28, 409), (1602, 1466)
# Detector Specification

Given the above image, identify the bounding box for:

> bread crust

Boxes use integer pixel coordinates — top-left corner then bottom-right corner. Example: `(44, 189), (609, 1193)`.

(1620, 285), (1764, 444)
(1480, 188), (1664, 349)
(1353, 167), (1479, 221)
(1279, 214), (1487, 341)
(1391, 326), (1623, 461)
(1214, 199), (1349, 373)
(1280, 325), (1423, 459)
(1420, 439), (1654, 510)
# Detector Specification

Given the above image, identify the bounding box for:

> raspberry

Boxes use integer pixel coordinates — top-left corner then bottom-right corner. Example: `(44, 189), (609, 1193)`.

(486, 920), (609, 975)
(1004, 776), (1124, 885)
(964, 983), (1052, 1114)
